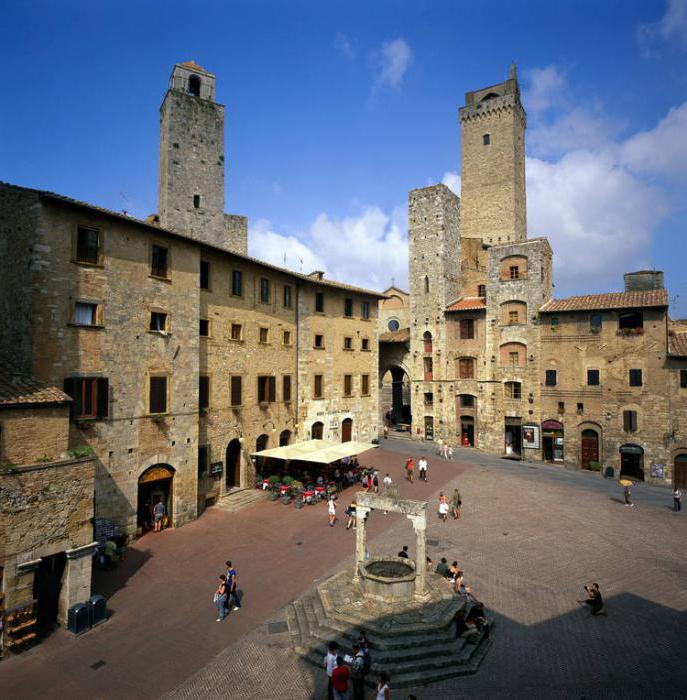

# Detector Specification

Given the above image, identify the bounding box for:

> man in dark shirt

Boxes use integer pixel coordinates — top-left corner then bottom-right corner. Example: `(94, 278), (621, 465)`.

(581, 582), (605, 615)
(435, 557), (450, 577)
(398, 545), (409, 559)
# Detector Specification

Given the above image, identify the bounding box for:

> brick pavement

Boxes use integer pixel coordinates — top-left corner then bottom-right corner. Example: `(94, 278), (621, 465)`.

(2, 442), (686, 698)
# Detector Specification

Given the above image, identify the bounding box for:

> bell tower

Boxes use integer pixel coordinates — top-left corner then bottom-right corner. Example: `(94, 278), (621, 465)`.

(459, 63), (527, 245)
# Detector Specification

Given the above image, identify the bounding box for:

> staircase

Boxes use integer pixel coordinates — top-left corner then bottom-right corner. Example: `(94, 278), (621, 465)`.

(213, 487), (267, 513)
(285, 586), (492, 689)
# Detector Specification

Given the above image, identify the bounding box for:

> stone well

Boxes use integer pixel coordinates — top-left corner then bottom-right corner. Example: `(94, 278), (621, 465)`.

(359, 556), (415, 603)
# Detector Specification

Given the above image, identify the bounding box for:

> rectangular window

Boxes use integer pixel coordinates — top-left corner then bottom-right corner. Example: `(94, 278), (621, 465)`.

(231, 270), (243, 297)
(260, 278), (270, 303)
(424, 357), (434, 381)
(193, 194), (201, 209)
(681, 369), (687, 389)
(477, 284), (486, 298)
(74, 301), (98, 326)
(259, 327), (269, 344)
(200, 260), (210, 290)
(151, 244), (169, 278)
(230, 376), (242, 406)
(509, 265), (520, 280)
(361, 338), (370, 351)
(483, 133), (490, 145)
(315, 292), (324, 312)
(623, 410), (638, 432)
(198, 445), (208, 475)
(458, 358), (474, 379)
(199, 319), (210, 337)
(314, 334), (324, 348)
(199, 375), (210, 410)
(282, 375), (292, 402)
(314, 374), (324, 399)
(283, 330), (291, 346)
(508, 310), (519, 325)
(361, 301), (370, 320)
(231, 323), (242, 341)
(149, 376), (168, 414)
(550, 317), (559, 329)
(257, 375), (276, 403)
(590, 313), (602, 331)
(505, 382), (521, 399)
(508, 351), (519, 366)
(63, 377), (109, 419)
(629, 369), (643, 387)
(460, 319), (475, 339)
(545, 369), (557, 386)
(361, 374), (370, 396)
(424, 392), (433, 406)
(343, 374), (352, 397)
(283, 285), (292, 308)
(343, 336), (353, 350)
(587, 369), (600, 386)
(76, 226), (100, 264)
(577, 402), (584, 414)
(149, 311), (168, 332)
(618, 310), (643, 331)
(344, 298), (353, 317)
(460, 394), (474, 407)
(558, 401), (565, 414)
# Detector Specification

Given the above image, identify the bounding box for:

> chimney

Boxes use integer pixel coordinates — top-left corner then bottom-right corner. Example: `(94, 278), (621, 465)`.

(624, 270), (664, 292)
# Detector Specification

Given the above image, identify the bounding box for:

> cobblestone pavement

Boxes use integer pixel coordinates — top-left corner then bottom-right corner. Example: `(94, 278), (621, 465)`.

(2, 441), (686, 698)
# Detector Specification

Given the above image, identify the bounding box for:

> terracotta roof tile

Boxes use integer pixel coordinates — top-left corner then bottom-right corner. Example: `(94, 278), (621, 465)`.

(540, 289), (668, 313)
(446, 297), (487, 312)
(177, 60), (212, 75)
(0, 362), (71, 407)
(379, 328), (410, 343)
(668, 332), (687, 357)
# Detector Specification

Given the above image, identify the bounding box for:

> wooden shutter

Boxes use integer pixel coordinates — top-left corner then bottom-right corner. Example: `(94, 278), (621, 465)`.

(230, 376), (242, 406)
(283, 375), (291, 402)
(199, 376), (209, 409)
(150, 376), (167, 413)
(96, 378), (109, 417)
(268, 376), (276, 402)
(64, 378), (75, 419)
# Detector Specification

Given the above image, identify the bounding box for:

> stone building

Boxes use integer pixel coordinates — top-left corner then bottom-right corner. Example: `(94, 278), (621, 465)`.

(0, 61), (381, 537)
(0, 363), (96, 652)
(385, 64), (687, 487)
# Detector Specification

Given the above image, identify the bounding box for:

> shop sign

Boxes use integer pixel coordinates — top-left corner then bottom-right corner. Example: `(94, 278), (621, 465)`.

(650, 463), (665, 479)
(210, 461), (223, 476)
(522, 425), (540, 449)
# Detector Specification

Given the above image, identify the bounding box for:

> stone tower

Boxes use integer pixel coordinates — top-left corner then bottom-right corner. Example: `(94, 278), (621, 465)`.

(408, 184), (461, 438)
(158, 61), (247, 254)
(459, 63), (526, 245)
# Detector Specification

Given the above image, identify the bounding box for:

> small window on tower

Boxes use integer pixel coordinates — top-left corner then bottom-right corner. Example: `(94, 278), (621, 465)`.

(188, 75), (201, 96)
(193, 194), (201, 209)
(483, 134), (490, 145)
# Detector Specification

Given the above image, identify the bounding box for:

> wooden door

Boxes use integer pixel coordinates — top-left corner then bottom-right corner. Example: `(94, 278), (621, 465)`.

(341, 418), (352, 443)
(675, 455), (687, 489)
(580, 430), (599, 469)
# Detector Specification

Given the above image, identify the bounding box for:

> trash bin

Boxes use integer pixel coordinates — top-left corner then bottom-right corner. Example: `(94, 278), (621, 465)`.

(67, 603), (90, 634)
(88, 595), (107, 627)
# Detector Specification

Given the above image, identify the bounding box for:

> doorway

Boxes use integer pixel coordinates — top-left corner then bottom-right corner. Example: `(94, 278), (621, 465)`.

(674, 454), (687, 488)
(225, 439), (241, 489)
(424, 415), (434, 440)
(505, 418), (522, 456)
(580, 429), (599, 469)
(33, 552), (67, 636)
(342, 418), (353, 443)
(620, 444), (644, 480)
(137, 464), (174, 533)
(460, 416), (475, 446)
(542, 420), (564, 462)
(311, 421), (324, 440)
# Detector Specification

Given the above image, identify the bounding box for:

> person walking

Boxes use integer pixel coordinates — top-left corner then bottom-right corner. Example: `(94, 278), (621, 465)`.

(328, 496), (337, 526)
(624, 484), (635, 507)
(406, 457), (414, 483)
(674, 487), (682, 512)
(447, 444), (454, 461)
(436, 437), (443, 457)
(382, 473), (392, 492)
(347, 643), (366, 700)
(345, 501), (357, 530)
(153, 499), (166, 532)
(331, 656), (350, 700)
(225, 560), (240, 610)
(439, 492), (449, 522)
(373, 470), (380, 494)
(418, 456), (428, 482)
(324, 641), (339, 700)
(451, 488), (462, 519)
(375, 671), (391, 700)
(214, 575), (228, 622)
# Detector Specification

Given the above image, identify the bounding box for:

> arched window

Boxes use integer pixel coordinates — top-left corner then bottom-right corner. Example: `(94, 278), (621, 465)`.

(188, 75), (201, 96)
(424, 275), (430, 293)
(279, 430), (291, 446)
(499, 342), (526, 367)
(255, 434), (269, 452)
(423, 331), (432, 353)
(311, 421), (324, 440)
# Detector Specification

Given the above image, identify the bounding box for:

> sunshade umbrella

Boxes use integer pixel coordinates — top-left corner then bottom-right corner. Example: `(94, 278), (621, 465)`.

(618, 479), (634, 487)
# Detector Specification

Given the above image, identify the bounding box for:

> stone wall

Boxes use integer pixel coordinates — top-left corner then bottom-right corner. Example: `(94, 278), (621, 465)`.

(0, 405), (70, 466)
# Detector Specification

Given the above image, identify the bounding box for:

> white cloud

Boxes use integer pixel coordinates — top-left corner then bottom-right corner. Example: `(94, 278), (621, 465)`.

(372, 38), (413, 90)
(249, 219), (326, 273)
(335, 32), (356, 60)
(620, 101), (687, 177)
(442, 171), (461, 195)
(523, 65), (566, 115)
(639, 0), (687, 52)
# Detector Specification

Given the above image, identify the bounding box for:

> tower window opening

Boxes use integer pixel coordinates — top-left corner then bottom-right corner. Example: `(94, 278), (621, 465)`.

(424, 275), (430, 293)
(193, 194), (201, 209)
(483, 133), (490, 145)
(188, 75), (201, 96)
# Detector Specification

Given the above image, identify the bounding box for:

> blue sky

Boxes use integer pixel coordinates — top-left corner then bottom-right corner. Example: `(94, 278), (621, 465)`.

(2, 0), (687, 314)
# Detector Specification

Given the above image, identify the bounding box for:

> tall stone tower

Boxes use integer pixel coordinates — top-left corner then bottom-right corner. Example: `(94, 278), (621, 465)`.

(408, 184), (461, 439)
(158, 61), (247, 254)
(459, 63), (526, 245)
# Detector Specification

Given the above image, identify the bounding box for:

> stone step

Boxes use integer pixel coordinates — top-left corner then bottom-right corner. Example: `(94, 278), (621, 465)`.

(212, 488), (267, 513)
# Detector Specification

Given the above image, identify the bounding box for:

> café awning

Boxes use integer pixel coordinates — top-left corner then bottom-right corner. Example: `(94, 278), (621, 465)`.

(251, 439), (377, 464)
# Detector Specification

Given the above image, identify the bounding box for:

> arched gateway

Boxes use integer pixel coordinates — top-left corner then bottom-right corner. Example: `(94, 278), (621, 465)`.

(137, 464), (175, 533)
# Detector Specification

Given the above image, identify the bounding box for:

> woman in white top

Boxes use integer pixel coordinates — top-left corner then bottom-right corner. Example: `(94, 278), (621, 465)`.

(376, 671), (390, 699)
(328, 496), (336, 526)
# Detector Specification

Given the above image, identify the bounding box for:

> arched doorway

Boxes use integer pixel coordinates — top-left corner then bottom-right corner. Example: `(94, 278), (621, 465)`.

(460, 416), (475, 446)
(423, 331), (432, 353)
(256, 434), (269, 452)
(380, 366), (411, 427)
(620, 444), (644, 481)
(311, 421), (324, 440)
(673, 453), (687, 488)
(137, 464), (175, 533)
(342, 418), (353, 443)
(279, 430), (291, 446)
(225, 439), (241, 489)
(580, 429), (600, 469)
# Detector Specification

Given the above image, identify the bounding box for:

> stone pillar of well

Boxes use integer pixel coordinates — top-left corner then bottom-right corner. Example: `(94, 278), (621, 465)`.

(408, 514), (428, 599)
(353, 505), (370, 582)
(57, 542), (98, 625)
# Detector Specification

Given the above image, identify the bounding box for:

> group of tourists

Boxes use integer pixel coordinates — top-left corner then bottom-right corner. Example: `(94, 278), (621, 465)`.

(438, 489), (462, 522)
(325, 634), (390, 700)
(212, 560), (241, 622)
(435, 438), (455, 460)
(404, 456), (428, 482)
